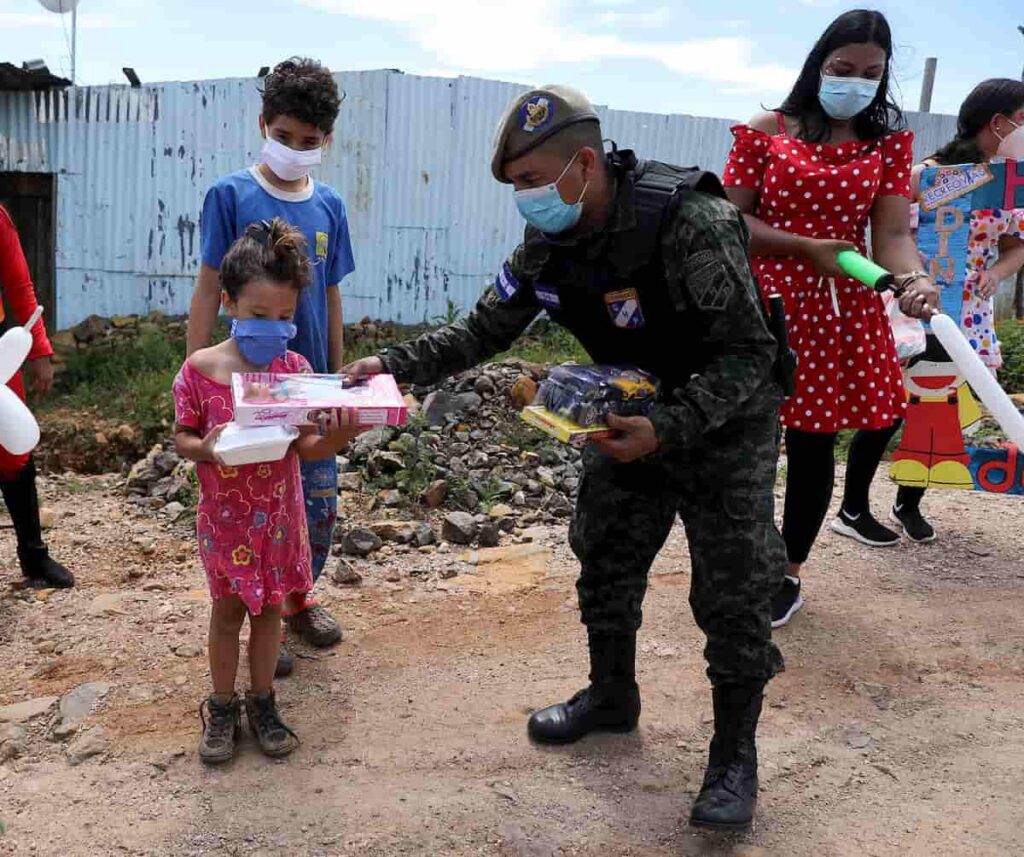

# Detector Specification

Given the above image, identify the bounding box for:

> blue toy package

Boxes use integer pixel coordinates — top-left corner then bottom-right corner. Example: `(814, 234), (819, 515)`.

(535, 365), (660, 427)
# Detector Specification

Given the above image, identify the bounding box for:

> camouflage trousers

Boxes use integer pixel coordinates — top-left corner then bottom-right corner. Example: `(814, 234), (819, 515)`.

(569, 409), (785, 686)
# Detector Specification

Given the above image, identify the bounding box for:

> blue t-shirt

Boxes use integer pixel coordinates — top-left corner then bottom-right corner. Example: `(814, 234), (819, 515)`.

(200, 167), (355, 374)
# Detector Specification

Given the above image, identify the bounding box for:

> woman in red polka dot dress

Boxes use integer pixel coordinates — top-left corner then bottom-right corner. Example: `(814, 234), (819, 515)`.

(723, 10), (938, 628)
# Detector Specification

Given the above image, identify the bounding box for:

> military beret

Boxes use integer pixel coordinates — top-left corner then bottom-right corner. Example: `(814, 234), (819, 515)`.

(490, 85), (600, 183)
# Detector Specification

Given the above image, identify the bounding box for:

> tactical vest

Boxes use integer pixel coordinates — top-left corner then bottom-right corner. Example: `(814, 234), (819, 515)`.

(526, 150), (728, 393)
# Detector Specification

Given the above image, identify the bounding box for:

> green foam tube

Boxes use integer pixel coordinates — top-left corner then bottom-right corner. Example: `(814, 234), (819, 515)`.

(836, 250), (896, 292)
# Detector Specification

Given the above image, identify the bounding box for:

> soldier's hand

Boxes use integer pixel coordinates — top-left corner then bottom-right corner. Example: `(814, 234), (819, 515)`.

(341, 356), (384, 383)
(593, 414), (659, 463)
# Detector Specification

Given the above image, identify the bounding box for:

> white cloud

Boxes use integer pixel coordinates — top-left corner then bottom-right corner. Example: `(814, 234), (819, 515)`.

(298, 0), (796, 92)
(0, 11), (131, 29)
(595, 7), (672, 28)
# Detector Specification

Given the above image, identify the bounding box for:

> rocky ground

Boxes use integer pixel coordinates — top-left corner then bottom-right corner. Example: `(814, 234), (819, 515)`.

(4, 360), (1024, 855)
(2, 455), (1024, 855)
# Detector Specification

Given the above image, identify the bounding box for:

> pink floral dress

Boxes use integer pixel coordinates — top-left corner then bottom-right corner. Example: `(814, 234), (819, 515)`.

(172, 351), (313, 614)
(724, 117), (913, 433)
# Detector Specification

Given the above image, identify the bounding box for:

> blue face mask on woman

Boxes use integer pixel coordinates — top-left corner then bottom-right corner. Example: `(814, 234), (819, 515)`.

(514, 151), (589, 234)
(818, 74), (881, 120)
(231, 318), (297, 368)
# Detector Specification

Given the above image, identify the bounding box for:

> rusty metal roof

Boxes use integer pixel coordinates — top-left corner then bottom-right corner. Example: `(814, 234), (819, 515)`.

(0, 62), (71, 92)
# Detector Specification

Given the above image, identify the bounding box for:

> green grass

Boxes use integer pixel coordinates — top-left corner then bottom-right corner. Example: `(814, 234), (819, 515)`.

(496, 321), (588, 365)
(996, 320), (1024, 394)
(43, 327), (186, 438)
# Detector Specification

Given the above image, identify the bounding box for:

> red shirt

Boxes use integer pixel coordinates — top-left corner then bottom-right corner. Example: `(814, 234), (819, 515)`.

(0, 205), (52, 361)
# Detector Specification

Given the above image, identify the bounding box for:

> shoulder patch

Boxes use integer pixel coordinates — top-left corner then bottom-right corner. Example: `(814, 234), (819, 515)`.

(495, 262), (521, 302)
(684, 249), (733, 311)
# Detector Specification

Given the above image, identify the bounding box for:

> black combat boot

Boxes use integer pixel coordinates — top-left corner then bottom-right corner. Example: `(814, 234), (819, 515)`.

(527, 630), (640, 744)
(0, 458), (75, 589)
(689, 683), (764, 833)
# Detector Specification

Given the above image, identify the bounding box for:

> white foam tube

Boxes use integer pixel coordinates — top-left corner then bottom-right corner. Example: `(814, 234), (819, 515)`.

(930, 312), (1024, 449)
(0, 385), (40, 455)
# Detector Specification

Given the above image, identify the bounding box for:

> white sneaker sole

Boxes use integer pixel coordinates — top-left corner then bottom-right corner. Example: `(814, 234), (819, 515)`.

(771, 592), (804, 629)
(829, 517), (900, 548)
(888, 510), (937, 544)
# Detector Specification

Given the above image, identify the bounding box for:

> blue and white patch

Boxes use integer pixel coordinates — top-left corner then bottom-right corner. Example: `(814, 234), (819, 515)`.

(604, 288), (645, 329)
(534, 282), (561, 310)
(495, 262), (521, 302)
(519, 96), (553, 134)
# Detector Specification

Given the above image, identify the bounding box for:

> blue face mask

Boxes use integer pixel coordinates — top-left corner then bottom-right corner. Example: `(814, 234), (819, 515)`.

(514, 151), (589, 234)
(818, 74), (881, 120)
(230, 318), (297, 368)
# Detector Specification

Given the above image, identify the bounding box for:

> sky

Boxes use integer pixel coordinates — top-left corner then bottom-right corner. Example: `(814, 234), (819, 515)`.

(1, 0), (1023, 122)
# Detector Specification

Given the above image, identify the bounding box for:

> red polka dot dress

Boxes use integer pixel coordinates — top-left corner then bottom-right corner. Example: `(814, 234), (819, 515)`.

(723, 116), (913, 433)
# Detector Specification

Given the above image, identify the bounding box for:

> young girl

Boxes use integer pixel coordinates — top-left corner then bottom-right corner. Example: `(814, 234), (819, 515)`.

(174, 218), (365, 764)
(846, 78), (1024, 544)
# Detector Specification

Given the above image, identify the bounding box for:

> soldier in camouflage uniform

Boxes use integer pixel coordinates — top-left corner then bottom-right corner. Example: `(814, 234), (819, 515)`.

(345, 85), (786, 832)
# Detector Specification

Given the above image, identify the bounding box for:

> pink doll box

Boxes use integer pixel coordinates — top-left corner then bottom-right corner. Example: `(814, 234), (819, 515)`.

(232, 372), (408, 428)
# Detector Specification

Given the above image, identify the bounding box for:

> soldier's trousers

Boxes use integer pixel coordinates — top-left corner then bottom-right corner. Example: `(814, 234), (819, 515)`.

(569, 409), (785, 687)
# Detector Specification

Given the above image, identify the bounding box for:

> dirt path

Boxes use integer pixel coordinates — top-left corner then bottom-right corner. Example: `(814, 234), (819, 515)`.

(1, 472), (1023, 856)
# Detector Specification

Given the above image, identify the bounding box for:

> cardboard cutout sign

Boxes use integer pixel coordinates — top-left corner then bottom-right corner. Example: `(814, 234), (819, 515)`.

(892, 159), (1024, 494)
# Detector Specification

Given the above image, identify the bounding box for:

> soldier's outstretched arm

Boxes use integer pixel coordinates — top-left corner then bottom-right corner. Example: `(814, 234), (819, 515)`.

(379, 263), (541, 387)
(649, 209), (779, 454)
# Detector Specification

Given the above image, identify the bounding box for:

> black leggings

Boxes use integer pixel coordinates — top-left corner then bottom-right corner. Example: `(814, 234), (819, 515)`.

(783, 424), (925, 564)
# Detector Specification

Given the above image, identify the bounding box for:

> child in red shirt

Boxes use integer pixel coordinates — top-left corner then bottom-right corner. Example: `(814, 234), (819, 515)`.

(0, 204), (74, 588)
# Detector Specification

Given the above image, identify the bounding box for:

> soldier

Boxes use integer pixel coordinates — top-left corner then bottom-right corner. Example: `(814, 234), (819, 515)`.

(345, 85), (786, 832)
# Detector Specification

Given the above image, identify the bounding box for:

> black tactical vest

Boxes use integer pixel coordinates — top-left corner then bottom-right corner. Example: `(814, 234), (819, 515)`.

(526, 150), (728, 392)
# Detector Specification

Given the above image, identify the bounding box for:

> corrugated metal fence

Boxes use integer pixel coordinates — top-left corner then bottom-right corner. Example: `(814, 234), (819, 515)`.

(0, 70), (959, 330)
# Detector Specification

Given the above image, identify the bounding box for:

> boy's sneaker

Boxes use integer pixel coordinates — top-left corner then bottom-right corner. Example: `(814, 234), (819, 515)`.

(245, 691), (299, 759)
(830, 508), (900, 548)
(890, 504), (936, 544)
(771, 576), (804, 629)
(199, 694), (241, 765)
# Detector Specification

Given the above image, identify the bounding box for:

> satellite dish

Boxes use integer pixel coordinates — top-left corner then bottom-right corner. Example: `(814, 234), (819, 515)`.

(37, 0), (79, 13)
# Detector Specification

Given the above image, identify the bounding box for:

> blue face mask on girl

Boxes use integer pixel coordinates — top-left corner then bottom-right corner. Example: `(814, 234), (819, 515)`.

(818, 74), (881, 120)
(230, 318), (297, 368)
(514, 151), (589, 234)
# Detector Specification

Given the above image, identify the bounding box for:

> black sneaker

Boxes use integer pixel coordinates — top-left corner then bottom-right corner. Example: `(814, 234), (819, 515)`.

(771, 576), (803, 629)
(890, 504), (936, 543)
(199, 694), (241, 765)
(830, 508), (900, 548)
(244, 691), (299, 758)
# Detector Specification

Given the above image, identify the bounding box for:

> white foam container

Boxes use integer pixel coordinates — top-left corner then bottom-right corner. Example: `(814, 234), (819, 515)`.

(213, 423), (299, 466)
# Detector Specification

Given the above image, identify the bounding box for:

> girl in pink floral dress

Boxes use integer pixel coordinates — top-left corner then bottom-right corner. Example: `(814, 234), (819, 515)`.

(174, 219), (365, 764)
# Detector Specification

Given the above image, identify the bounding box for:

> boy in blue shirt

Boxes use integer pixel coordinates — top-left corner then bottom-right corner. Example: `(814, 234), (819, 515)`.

(187, 57), (353, 676)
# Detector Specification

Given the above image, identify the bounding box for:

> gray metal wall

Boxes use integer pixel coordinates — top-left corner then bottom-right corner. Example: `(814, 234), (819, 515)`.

(0, 71), (959, 330)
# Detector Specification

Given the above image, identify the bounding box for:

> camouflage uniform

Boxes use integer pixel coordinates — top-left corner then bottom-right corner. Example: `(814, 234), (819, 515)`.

(381, 152), (785, 688)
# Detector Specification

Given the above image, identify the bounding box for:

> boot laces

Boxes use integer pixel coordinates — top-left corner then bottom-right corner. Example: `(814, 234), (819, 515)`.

(200, 698), (237, 745)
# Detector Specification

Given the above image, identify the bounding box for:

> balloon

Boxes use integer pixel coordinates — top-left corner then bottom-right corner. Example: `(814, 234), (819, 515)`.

(37, 0), (79, 14)
(930, 313), (1024, 449)
(0, 307), (43, 456)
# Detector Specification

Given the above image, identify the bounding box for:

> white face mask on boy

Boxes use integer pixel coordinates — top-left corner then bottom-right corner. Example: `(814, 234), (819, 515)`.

(262, 136), (322, 181)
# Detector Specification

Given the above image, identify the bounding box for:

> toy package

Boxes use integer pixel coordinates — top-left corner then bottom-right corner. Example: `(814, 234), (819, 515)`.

(520, 364), (660, 447)
(232, 372), (408, 428)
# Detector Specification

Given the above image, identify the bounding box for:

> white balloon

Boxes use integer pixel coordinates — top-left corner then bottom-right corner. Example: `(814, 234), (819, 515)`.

(0, 386), (40, 456)
(930, 313), (1024, 449)
(0, 306), (43, 455)
(36, 0), (79, 13)
(0, 325), (33, 385)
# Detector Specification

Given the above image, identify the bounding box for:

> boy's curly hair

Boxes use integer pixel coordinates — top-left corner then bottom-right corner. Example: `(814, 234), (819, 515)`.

(260, 57), (341, 134)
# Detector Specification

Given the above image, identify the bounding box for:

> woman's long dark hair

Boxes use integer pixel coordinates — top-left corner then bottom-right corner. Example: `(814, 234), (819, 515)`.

(930, 79), (1024, 165)
(777, 9), (904, 143)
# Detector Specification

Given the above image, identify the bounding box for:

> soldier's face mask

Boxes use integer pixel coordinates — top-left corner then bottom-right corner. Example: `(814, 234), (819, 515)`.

(514, 151), (589, 234)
